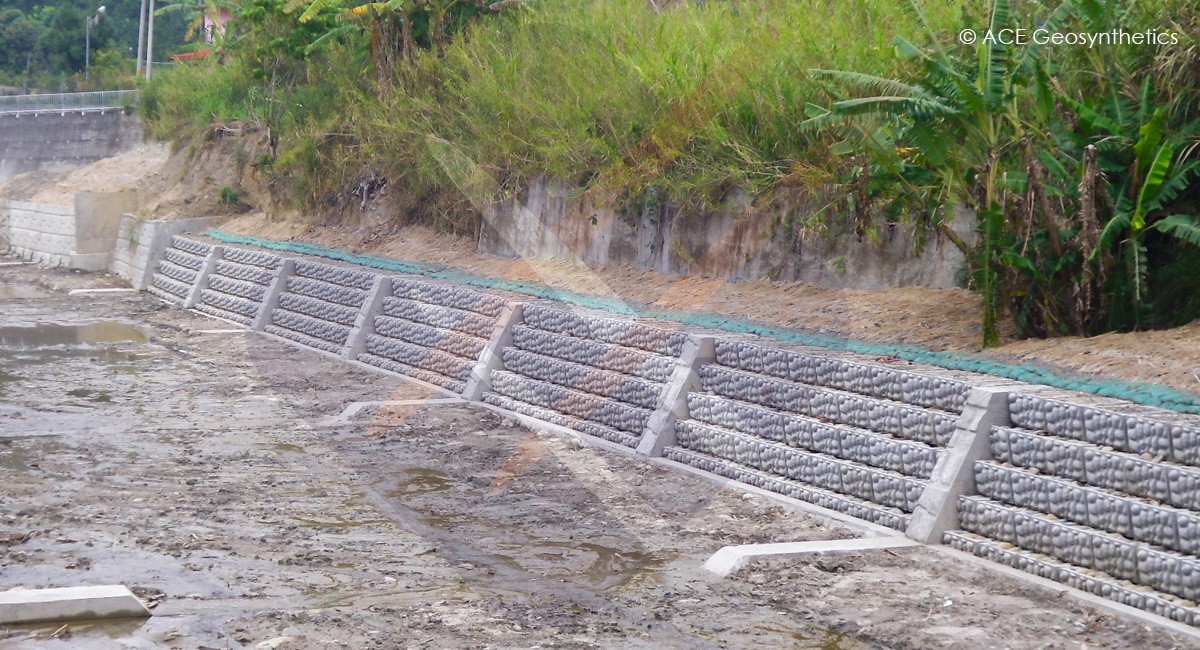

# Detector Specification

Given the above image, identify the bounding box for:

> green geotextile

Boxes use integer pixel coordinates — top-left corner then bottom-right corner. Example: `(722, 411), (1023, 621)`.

(204, 229), (1200, 415)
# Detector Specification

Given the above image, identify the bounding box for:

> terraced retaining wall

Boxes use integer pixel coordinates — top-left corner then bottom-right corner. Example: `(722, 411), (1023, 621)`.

(664, 340), (971, 531)
(945, 392), (1200, 626)
(358, 278), (508, 393)
(145, 234), (1200, 628)
(481, 303), (688, 448)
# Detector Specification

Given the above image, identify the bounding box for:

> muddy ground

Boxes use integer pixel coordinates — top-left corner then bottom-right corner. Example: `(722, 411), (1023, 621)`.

(2, 262), (1198, 650)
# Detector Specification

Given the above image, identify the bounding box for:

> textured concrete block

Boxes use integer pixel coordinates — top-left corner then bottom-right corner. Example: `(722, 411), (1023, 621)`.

(522, 304), (687, 356)
(511, 326), (676, 382)
(392, 278), (507, 317)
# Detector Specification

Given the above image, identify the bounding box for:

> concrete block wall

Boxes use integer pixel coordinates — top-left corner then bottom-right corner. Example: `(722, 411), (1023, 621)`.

(195, 247), (284, 327)
(3, 200), (77, 267)
(257, 258), (373, 349)
(2, 192), (141, 271)
(945, 393), (1200, 625)
(109, 215), (221, 290)
(141, 234), (1200, 628)
(147, 236), (213, 304)
(0, 110), (142, 183)
(481, 304), (687, 448)
(108, 214), (148, 284)
(357, 277), (507, 393)
(661, 339), (971, 531)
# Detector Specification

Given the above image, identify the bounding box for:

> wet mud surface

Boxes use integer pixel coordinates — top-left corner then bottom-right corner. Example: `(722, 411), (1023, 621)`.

(1, 261), (1197, 649)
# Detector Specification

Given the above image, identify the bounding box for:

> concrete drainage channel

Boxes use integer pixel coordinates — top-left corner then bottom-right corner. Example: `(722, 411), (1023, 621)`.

(143, 233), (1200, 635)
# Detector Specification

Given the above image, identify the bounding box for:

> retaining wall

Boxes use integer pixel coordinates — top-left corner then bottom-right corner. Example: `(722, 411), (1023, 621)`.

(1, 192), (139, 270)
(945, 390), (1200, 625)
(144, 234), (1200, 628)
(482, 304), (688, 448)
(0, 110), (142, 182)
(358, 277), (507, 392)
(479, 176), (975, 290)
(110, 215), (220, 289)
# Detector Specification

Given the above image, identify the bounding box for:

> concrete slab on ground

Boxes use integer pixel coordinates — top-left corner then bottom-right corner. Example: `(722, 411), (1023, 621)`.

(705, 537), (921, 577)
(0, 585), (151, 625)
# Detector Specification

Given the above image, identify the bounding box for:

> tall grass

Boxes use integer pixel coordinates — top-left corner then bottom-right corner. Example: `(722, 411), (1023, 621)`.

(146, 0), (980, 230)
(140, 57), (255, 144)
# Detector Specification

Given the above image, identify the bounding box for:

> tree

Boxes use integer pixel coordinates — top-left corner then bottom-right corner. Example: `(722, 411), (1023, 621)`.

(0, 9), (39, 76)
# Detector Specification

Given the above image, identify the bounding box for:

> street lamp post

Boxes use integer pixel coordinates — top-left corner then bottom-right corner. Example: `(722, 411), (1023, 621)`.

(136, 0), (147, 76)
(146, 0), (155, 80)
(84, 5), (106, 83)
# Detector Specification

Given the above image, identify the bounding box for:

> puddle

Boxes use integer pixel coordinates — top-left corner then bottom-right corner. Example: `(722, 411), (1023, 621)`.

(0, 322), (148, 347)
(801, 630), (852, 650)
(415, 504), (669, 591)
(0, 322), (158, 372)
(506, 539), (670, 590)
(0, 617), (149, 641)
(61, 388), (113, 403)
(0, 368), (19, 397)
(1, 348), (153, 368)
(388, 468), (453, 496)
(0, 445), (28, 471)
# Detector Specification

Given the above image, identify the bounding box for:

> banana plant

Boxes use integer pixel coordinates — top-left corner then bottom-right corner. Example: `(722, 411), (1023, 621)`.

(289, 0), (526, 74)
(801, 0), (1074, 347)
(1094, 109), (1200, 327)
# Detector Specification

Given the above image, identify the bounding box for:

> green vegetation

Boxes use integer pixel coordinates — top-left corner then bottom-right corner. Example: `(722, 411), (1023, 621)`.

(0, 0), (191, 91)
(219, 185), (241, 206)
(144, 0), (977, 220)
(810, 0), (1199, 343)
(140, 0), (1200, 345)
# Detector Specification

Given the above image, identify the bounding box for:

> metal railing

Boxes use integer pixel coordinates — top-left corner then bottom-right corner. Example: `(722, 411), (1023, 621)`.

(0, 90), (137, 115)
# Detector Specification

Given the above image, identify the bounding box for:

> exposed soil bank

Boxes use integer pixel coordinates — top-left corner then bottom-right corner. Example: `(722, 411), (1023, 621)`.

(1, 261), (1197, 649)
